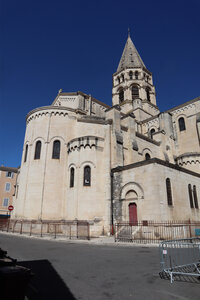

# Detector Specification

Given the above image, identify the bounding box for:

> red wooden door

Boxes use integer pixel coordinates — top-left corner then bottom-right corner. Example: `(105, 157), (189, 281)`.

(129, 203), (137, 225)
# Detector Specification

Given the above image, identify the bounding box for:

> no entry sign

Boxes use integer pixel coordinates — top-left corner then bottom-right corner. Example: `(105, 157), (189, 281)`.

(8, 205), (14, 211)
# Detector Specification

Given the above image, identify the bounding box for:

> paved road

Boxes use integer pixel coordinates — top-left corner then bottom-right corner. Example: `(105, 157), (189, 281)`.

(0, 233), (199, 300)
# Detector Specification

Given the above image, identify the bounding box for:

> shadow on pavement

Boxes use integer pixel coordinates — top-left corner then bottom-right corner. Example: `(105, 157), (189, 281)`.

(18, 259), (76, 300)
(159, 271), (200, 284)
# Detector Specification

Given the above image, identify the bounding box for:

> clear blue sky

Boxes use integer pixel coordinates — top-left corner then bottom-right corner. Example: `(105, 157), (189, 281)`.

(1, 0), (200, 168)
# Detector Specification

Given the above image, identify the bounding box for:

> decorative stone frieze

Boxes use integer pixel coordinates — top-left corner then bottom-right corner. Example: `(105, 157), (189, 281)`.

(67, 136), (104, 153)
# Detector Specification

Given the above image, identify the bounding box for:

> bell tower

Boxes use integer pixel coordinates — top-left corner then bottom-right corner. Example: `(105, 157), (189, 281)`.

(112, 33), (159, 120)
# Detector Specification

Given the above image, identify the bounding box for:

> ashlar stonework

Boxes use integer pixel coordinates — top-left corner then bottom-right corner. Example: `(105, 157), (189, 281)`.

(13, 35), (200, 236)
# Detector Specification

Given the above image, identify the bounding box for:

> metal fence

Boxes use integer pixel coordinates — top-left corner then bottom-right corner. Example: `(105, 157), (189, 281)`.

(0, 219), (90, 240)
(115, 221), (200, 243)
(159, 238), (200, 283)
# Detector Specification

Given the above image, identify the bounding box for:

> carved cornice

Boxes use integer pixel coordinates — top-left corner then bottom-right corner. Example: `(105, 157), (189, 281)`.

(176, 152), (200, 166)
(166, 96), (200, 114)
(67, 136), (104, 153)
(26, 106), (74, 123)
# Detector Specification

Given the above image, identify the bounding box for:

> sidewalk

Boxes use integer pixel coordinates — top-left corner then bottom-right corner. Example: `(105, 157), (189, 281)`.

(0, 231), (158, 247)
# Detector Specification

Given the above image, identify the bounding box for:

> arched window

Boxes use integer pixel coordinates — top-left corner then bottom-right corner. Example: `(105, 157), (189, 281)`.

(52, 140), (60, 159)
(188, 184), (194, 208)
(135, 71), (139, 80)
(129, 71), (133, 80)
(193, 185), (199, 209)
(132, 86), (139, 99)
(146, 87), (151, 102)
(121, 74), (124, 82)
(117, 77), (120, 84)
(178, 117), (186, 131)
(119, 88), (124, 103)
(34, 141), (41, 160)
(83, 166), (91, 186)
(166, 178), (173, 206)
(70, 167), (75, 188)
(145, 153), (151, 160)
(150, 128), (155, 139)
(24, 144), (28, 162)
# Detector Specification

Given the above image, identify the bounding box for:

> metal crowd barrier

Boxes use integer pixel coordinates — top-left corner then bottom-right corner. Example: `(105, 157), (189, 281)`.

(160, 238), (200, 283)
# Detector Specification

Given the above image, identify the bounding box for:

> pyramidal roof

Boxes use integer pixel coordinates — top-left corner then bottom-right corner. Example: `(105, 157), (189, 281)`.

(117, 35), (146, 72)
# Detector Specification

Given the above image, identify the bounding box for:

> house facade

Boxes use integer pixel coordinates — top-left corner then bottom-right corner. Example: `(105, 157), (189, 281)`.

(0, 166), (18, 218)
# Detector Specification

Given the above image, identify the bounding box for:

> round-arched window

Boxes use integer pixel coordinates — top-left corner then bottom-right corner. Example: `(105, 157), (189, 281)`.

(70, 167), (75, 188)
(83, 166), (91, 186)
(146, 87), (151, 102)
(178, 117), (186, 131)
(132, 86), (139, 99)
(145, 153), (151, 160)
(150, 128), (155, 139)
(52, 140), (60, 159)
(34, 141), (42, 160)
(119, 88), (124, 103)
(24, 144), (28, 163)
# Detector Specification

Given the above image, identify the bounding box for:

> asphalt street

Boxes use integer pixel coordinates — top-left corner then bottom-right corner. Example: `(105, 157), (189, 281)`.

(0, 233), (199, 300)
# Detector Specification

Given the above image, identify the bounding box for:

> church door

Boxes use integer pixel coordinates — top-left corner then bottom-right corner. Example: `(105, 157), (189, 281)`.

(129, 203), (137, 225)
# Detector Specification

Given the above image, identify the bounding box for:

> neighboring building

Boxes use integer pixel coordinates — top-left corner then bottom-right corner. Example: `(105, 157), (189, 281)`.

(0, 166), (18, 218)
(13, 34), (200, 236)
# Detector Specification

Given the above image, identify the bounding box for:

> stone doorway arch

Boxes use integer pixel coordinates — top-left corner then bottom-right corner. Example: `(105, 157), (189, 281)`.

(120, 182), (144, 222)
(123, 190), (138, 222)
(129, 203), (137, 225)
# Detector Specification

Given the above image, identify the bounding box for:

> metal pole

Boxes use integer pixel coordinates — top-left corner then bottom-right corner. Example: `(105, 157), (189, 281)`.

(20, 221), (23, 234)
(87, 222), (90, 240)
(41, 222), (43, 237)
(13, 220), (16, 233)
(189, 219), (192, 238)
(7, 215), (10, 232)
(54, 224), (57, 239)
(30, 221), (32, 236)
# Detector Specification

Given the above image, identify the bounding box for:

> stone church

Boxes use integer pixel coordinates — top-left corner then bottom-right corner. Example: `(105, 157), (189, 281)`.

(13, 34), (200, 236)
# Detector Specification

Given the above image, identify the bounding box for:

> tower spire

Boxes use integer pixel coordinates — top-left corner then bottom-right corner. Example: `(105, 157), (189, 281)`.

(128, 28), (130, 37)
(117, 34), (146, 72)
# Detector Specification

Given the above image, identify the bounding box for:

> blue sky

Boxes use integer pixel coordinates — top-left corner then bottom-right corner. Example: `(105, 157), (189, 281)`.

(1, 0), (200, 167)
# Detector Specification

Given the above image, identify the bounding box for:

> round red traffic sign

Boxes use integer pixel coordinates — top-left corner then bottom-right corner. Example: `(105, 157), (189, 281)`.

(8, 205), (14, 211)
